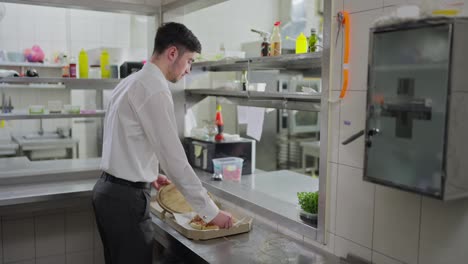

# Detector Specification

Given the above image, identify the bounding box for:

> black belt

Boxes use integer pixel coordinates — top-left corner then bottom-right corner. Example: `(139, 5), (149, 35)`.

(102, 172), (151, 189)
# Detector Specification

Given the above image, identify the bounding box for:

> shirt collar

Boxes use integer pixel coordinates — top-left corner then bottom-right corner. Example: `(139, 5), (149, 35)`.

(142, 61), (167, 82)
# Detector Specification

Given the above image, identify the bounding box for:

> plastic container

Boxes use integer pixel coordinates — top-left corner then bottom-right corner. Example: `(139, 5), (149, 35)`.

(63, 104), (80, 114)
(29, 105), (45, 114)
(7, 52), (25, 62)
(309, 29), (318, 52)
(295, 33), (308, 54)
(100, 49), (110, 79)
(212, 157), (244, 182)
(247, 83), (267, 92)
(69, 56), (77, 78)
(79, 49), (89, 78)
(89, 65), (101, 79)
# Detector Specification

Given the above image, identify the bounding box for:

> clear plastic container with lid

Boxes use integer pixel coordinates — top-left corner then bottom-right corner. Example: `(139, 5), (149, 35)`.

(212, 157), (244, 182)
(89, 65), (101, 79)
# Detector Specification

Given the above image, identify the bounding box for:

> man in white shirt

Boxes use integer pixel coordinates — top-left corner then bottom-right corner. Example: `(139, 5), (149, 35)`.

(92, 22), (233, 264)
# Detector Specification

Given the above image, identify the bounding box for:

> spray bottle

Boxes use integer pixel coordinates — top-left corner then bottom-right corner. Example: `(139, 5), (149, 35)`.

(251, 29), (270, 57)
(214, 104), (224, 142)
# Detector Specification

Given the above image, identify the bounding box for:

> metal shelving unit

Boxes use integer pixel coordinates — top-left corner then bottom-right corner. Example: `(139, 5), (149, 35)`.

(185, 89), (321, 111)
(0, 77), (120, 90)
(0, 62), (67, 68)
(192, 52), (322, 72)
(0, 111), (106, 120)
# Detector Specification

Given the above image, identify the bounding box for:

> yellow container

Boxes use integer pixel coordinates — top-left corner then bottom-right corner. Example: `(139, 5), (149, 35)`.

(78, 49), (88, 78)
(100, 49), (110, 79)
(295, 32), (308, 54)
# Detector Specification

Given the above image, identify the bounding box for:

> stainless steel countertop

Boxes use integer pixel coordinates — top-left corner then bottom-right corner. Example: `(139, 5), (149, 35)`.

(0, 157), (101, 205)
(193, 168), (320, 240)
(0, 159), (337, 263)
(0, 157), (101, 178)
(151, 211), (339, 264)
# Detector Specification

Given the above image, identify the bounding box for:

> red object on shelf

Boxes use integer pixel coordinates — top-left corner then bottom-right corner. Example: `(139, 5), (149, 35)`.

(215, 104), (224, 142)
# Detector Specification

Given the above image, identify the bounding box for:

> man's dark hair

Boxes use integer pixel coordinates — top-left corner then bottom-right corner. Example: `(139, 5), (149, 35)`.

(153, 22), (201, 55)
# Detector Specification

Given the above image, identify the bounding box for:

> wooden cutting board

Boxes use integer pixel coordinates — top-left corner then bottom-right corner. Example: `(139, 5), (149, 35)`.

(157, 184), (193, 214)
(151, 196), (253, 241)
(156, 184), (219, 214)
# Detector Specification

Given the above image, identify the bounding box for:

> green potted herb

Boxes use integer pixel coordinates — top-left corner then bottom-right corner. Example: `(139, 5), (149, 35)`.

(297, 191), (318, 221)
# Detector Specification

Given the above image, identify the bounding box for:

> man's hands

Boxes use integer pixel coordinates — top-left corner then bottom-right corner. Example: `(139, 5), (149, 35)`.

(152, 176), (232, 229)
(210, 210), (233, 229)
(152, 175), (171, 190)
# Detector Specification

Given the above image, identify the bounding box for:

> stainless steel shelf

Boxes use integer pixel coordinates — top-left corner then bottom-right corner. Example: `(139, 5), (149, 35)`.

(0, 77), (120, 90)
(0, 62), (67, 68)
(0, 83), (66, 89)
(185, 89), (321, 112)
(192, 52), (322, 72)
(0, 111), (106, 120)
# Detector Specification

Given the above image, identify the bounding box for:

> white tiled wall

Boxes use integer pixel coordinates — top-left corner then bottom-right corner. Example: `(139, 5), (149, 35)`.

(0, 3), (149, 157)
(335, 165), (374, 248)
(0, 217), (2, 264)
(329, 1), (468, 263)
(165, 0), (280, 53)
(2, 217), (35, 263)
(0, 208), (104, 264)
(35, 213), (66, 258)
(0, 3), (140, 62)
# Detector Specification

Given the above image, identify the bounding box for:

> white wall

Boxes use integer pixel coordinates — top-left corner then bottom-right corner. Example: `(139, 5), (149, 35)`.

(164, 0), (280, 53)
(164, 0), (281, 135)
(0, 3), (151, 157)
(0, 3), (149, 61)
(323, 1), (468, 264)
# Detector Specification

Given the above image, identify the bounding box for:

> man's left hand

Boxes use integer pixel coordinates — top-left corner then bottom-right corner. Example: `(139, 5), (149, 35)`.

(152, 175), (172, 190)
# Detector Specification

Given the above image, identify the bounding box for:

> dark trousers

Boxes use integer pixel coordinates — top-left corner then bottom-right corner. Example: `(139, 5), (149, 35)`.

(92, 173), (154, 264)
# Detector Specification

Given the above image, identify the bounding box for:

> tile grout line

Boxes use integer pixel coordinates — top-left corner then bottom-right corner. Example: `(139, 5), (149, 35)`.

(333, 163), (339, 254)
(334, 233), (405, 263)
(370, 184), (377, 263)
(65, 211), (68, 264)
(335, 234), (373, 251)
(337, 163), (364, 171)
(93, 211), (96, 264)
(1, 217), (3, 264)
(372, 249), (405, 264)
(417, 196), (423, 264)
(34, 216), (37, 262)
(332, 0), (344, 251)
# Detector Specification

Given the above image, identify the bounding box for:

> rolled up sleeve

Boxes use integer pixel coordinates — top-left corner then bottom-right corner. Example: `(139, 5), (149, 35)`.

(133, 90), (219, 222)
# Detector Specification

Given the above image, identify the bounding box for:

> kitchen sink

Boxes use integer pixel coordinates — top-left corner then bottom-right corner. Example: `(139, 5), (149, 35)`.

(23, 132), (64, 140)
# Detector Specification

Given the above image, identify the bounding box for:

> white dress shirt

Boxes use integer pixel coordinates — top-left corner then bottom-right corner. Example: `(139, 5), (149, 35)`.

(100, 62), (219, 222)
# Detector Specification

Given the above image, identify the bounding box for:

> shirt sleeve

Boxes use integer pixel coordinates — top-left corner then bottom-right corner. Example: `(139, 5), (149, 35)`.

(132, 90), (219, 222)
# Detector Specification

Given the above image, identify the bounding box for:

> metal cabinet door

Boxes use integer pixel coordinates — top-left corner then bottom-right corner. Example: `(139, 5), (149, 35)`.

(365, 24), (452, 198)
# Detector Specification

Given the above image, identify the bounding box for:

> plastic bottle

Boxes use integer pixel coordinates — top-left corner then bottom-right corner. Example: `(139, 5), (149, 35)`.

(78, 49), (88, 79)
(251, 29), (270, 56)
(270, 21), (282, 56)
(295, 33), (308, 54)
(261, 37), (270, 57)
(241, 71), (248, 91)
(214, 104), (224, 142)
(309, 29), (318, 53)
(62, 55), (69, 77)
(100, 49), (110, 79)
(69, 56), (77, 78)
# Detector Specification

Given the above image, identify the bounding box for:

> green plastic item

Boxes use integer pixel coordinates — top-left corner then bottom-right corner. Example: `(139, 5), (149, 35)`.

(100, 49), (110, 79)
(295, 32), (308, 54)
(79, 49), (88, 78)
(308, 29), (318, 53)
